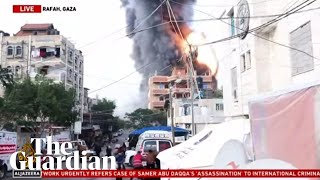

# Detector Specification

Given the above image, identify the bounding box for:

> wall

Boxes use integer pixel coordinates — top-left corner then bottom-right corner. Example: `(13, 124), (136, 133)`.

(218, 0), (320, 118)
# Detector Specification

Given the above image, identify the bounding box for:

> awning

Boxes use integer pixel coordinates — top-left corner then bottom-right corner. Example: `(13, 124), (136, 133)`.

(157, 119), (251, 170)
(129, 126), (189, 136)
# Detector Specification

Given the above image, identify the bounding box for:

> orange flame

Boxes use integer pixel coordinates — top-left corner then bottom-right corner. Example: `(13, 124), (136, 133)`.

(182, 32), (218, 76)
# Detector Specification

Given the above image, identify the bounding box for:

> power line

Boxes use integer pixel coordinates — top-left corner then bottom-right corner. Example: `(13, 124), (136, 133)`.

(191, 0), (320, 61)
(170, 0), (276, 7)
(76, 5), (320, 51)
(78, 0), (166, 49)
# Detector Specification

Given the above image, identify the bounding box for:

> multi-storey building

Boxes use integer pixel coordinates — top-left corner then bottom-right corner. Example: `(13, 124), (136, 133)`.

(0, 24), (84, 125)
(148, 66), (217, 111)
(212, 0), (320, 121)
(148, 65), (222, 134)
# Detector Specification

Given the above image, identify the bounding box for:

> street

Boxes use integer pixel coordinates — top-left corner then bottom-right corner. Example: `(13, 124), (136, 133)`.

(7, 130), (132, 180)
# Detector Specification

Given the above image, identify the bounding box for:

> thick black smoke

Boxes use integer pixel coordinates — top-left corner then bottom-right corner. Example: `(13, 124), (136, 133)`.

(121, 0), (197, 98)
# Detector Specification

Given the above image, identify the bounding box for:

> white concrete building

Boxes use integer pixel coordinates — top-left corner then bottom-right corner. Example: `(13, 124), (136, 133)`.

(200, 0), (320, 120)
(0, 24), (84, 129)
(169, 98), (225, 134)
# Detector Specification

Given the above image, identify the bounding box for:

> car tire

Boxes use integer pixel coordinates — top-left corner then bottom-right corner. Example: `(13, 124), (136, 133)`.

(129, 156), (134, 167)
(0, 165), (7, 179)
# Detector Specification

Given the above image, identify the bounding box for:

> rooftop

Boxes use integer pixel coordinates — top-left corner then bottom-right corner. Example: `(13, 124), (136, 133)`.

(20, 23), (54, 30)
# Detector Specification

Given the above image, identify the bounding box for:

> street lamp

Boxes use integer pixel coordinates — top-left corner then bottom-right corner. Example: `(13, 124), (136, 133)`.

(169, 78), (182, 146)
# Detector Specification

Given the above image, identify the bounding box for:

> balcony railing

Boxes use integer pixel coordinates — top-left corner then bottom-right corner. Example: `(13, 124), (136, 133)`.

(172, 88), (191, 94)
(149, 76), (168, 83)
(151, 101), (165, 107)
(152, 89), (169, 94)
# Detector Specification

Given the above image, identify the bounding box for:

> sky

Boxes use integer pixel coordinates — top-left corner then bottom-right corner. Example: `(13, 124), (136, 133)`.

(0, 0), (228, 117)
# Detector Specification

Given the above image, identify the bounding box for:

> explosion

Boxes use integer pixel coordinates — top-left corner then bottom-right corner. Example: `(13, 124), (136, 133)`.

(121, 0), (217, 102)
(183, 32), (218, 76)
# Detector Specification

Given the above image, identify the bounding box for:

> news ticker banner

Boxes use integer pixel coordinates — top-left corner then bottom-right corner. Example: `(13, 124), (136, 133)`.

(13, 169), (320, 178)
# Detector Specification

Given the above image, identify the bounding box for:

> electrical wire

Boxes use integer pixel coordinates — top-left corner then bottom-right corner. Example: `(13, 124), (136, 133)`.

(171, 0), (276, 7)
(191, 0), (320, 61)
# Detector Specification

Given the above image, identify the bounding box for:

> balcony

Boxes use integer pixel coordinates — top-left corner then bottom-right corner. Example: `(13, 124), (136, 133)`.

(152, 89), (169, 94)
(45, 73), (64, 83)
(151, 101), (165, 107)
(201, 76), (213, 82)
(168, 75), (188, 82)
(172, 88), (191, 94)
(149, 76), (168, 83)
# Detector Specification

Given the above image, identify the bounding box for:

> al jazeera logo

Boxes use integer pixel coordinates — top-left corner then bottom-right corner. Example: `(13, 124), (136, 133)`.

(12, 141), (42, 178)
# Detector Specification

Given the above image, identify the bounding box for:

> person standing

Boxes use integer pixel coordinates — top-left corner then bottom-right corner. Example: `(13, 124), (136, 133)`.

(131, 151), (143, 180)
(116, 152), (126, 169)
(146, 150), (156, 169)
(94, 143), (101, 157)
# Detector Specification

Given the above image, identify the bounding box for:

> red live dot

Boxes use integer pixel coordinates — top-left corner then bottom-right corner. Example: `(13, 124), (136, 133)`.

(13, 5), (42, 13)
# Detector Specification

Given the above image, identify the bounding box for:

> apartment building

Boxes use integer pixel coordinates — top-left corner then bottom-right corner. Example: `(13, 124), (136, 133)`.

(210, 0), (320, 120)
(148, 66), (217, 111)
(0, 24), (84, 124)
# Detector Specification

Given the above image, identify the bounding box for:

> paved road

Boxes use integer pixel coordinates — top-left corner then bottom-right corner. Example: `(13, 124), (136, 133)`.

(7, 129), (133, 180)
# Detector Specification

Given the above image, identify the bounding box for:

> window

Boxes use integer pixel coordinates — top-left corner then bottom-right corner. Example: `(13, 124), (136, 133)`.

(240, 54), (245, 72)
(7, 46), (13, 56)
(159, 141), (171, 152)
(290, 21), (314, 76)
(15, 66), (21, 77)
(228, 9), (235, 36)
(231, 67), (238, 101)
(55, 46), (60, 57)
(216, 104), (224, 111)
(245, 51), (251, 70)
(75, 56), (78, 66)
(240, 50), (251, 73)
(69, 51), (73, 61)
(40, 48), (46, 58)
(15, 46), (22, 56)
(159, 96), (164, 101)
(203, 83), (210, 89)
(143, 140), (157, 152)
(159, 83), (165, 89)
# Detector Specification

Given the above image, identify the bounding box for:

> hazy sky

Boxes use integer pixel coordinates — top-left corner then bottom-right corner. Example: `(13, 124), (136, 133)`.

(0, 0), (227, 117)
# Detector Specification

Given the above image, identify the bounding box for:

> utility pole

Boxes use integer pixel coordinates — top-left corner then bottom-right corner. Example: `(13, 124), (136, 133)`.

(169, 83), (175, 146)
(27, 35), (31, 78)
(190, 69), (195, 136)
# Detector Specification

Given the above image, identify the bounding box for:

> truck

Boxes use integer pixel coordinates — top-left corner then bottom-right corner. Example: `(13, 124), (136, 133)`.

(248, 80), (320, 169)
(125, 130), (181, 166)
(0, 131), (17, 179)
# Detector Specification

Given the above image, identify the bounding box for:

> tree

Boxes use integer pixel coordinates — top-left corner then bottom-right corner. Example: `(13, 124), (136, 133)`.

(125, 108), (167, 129)
(91, 98), (117, 135)
(3, 76), (78, 136)
(91, 98), (116, 113)
(0, 67), (14, 88)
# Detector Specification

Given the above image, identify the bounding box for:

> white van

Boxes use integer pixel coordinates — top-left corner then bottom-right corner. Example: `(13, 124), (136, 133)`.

(125, 130), (173, 166)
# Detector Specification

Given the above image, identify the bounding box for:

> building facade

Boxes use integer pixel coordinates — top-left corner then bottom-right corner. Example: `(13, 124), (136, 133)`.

(213, 0), (320, 120)
(0, 24), (84, 126)
(170, 98), (225, 134)
(148, 66), (217, 111)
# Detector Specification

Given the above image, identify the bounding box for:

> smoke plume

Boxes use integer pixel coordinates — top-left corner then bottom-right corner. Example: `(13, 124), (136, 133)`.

(121, 0), (197, 98)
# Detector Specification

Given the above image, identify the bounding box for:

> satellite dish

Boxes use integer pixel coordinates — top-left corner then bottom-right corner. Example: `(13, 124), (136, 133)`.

(214, 139), (249, 169)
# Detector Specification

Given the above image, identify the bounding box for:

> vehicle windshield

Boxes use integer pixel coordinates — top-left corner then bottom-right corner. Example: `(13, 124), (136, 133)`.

(143, 140), (157, 152)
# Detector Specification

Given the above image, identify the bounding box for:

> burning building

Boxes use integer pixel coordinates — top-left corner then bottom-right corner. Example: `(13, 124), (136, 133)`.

(121, 0), (219, 104)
